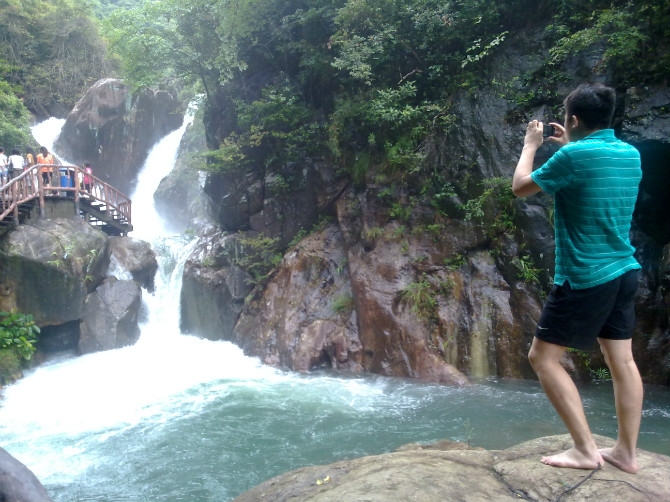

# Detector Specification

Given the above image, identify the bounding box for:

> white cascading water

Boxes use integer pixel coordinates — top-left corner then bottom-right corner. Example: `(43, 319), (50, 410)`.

(0, 107), (668, 501)
(0, 106), (285, 492)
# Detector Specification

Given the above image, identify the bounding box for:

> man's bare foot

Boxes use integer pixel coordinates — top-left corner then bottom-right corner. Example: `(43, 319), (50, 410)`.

(599, 447), (639, 474)
(540, 447), (603, 470)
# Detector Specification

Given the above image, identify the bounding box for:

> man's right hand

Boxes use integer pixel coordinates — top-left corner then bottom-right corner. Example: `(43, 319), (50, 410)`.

(546, 122), (569, 146)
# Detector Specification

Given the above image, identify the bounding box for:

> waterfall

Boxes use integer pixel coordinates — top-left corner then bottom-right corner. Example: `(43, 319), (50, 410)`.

(130, 101), (195, 240)
(0, 108), (284, 495)
(30, 117), (69, 165)
(0, 111), (668, 502)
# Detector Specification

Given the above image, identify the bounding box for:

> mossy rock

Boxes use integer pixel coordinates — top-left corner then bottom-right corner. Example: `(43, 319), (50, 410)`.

(0, 349), (22, 386)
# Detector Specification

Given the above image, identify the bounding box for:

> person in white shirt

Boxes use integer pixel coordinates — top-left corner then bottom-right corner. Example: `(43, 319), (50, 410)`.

(8, 149), (25, 180)
(0, 147), (8, 185)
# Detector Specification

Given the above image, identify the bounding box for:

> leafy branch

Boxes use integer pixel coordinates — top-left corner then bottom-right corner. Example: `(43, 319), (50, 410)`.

(0, 311), (40, 361)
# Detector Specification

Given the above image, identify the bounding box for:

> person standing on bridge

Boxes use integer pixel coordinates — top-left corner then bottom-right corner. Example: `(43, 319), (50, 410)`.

(82, 161), (93, 194)
(24, 147), (36, 169)
(24, 147), (37, 191)
(0, 147), (7, 185)
(8, 149), (24, 180)
(36, 146), (55, 186)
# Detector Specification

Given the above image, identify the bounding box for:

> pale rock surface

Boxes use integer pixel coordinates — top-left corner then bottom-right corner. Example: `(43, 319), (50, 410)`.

(0, 447), (53, 502)
(233, 435), (670, 502)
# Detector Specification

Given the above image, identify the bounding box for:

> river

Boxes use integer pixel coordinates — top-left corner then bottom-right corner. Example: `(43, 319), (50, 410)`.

(0, 115), (668, 502)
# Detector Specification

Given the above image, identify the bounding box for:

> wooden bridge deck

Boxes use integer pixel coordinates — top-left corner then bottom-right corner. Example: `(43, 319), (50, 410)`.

(0, 164), (132, 236)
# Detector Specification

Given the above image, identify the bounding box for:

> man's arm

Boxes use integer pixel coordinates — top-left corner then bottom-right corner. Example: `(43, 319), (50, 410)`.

(512, 120), (543, 197)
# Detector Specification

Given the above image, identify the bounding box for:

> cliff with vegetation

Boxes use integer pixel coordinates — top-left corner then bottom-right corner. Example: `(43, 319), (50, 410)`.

(1, 0), (669, 386)
(135, 0), (669, 384)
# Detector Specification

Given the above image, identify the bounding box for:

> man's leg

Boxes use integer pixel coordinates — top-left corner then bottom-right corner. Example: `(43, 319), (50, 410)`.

(528, 337), (603, 469)
(597, 338), (643, 474)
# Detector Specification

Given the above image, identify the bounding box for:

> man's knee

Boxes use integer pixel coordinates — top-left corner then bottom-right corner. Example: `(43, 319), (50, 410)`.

(528, 342), (544, 372)
(598, 339), (637, 372)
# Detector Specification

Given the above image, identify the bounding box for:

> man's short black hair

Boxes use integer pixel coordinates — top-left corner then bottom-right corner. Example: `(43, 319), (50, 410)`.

(564, 83), (616, 130)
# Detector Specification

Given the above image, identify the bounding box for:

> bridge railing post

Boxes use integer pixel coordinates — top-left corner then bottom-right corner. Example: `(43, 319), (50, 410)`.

(11, 182), (18, 225)
(37, 167), (45, 218)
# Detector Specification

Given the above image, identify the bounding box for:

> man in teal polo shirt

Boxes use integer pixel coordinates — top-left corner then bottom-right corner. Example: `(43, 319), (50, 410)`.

(512, 83), (643, 473)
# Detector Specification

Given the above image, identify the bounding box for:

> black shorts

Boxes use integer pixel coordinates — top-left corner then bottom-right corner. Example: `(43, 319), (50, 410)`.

(535, 269), (639, 351)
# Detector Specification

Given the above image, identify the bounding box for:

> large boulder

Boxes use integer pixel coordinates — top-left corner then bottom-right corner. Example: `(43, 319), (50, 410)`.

(204, 158), (348, 248)
(180, 230), (254, 340)
(108, 236), (158, 292)
(233, 434), (670, 502)
(0, 447), (54, 502)
(55, 78), (183, 196)
(335, 187), (522, 383)
(79, 277), (142, 354)
(0, 219), (110, 326)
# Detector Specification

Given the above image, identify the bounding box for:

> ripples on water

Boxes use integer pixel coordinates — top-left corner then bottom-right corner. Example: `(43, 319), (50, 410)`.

(1, 358), (668, 502)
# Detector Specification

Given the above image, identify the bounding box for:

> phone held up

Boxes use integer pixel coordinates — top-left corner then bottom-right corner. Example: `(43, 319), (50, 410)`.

(542, 124), (555, 138)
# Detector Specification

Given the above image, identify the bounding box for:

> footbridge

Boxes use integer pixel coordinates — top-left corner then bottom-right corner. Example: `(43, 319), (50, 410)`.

(0, 164), (132, 236)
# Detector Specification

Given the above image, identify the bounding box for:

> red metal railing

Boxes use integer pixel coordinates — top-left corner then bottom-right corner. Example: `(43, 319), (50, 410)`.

(0, 164), (132, 229)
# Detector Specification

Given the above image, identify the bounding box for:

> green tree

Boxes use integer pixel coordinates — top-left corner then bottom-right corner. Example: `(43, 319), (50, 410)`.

(0, 80), (32, 149)
(548, 0), (670, 85)
(0, 0), (114, 117)
(91, 0), (146, 19)
(103, 0), (669, 194)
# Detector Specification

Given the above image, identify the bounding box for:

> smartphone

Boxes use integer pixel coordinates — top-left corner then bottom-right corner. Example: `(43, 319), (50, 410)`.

(542, 124), (555, 138)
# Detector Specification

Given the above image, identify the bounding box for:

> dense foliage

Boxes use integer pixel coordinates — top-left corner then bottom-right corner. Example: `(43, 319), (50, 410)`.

(0, 80), (32, 150)
(103, 0), (669, 192)
(0, 0), (117, 131)
(92, 0), (146, 19)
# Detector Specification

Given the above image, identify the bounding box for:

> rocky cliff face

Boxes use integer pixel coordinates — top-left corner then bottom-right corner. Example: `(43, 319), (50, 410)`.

(178, 43), (670, 385)
(0, 219), (110, 327)
(54, 78), (183, 196)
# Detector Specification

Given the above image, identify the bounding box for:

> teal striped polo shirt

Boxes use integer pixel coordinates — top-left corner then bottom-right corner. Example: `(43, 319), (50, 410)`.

(530, 129), (641, 289)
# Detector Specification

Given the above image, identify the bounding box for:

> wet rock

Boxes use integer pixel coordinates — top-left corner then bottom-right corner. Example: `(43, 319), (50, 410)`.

(0, 447), (54, 502)
(232, 434), (670, 502)
(661, 244), (670, 309)
(55, 78), (183, 196)
(36, 321), (80, 354)
(79, 277), (142, 354)
(0, 350), (23, 387)
(205, 159), (347, 248)
(108, 236), (158, 292)
(204, 170), (264, 232)
(234, 224), (363, 372)
(180, 231), (253, 340)
(0, 219), (110, 326)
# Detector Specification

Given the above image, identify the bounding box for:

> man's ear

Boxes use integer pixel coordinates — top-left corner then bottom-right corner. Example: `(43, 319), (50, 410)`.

(568, 115), (579, 129)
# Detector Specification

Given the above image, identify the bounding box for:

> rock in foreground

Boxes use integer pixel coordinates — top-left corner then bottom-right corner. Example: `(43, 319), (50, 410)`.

(233, 435), (669, 502)
(0, 447), (53, 502)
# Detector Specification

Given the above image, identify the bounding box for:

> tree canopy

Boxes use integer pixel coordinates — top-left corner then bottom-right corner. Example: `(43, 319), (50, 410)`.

(1, 0), (667, 171)
(0, 0), (117, 133)
(101, 0), (668, 192)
